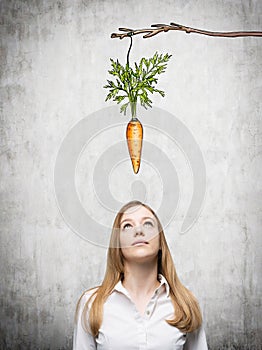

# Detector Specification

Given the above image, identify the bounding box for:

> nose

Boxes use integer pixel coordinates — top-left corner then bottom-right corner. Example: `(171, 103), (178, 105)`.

(134, 225), (145, 236)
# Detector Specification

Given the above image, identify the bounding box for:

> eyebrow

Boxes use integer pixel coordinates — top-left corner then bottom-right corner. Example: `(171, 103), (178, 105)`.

(120, 216), (156, 225)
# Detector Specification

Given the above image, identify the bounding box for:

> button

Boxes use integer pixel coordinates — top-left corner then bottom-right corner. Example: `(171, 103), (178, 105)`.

(155, 290), (158, 294)
(146, 310), (150, 315)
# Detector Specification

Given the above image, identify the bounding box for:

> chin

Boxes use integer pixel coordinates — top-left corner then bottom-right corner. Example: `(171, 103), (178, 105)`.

(123, 251), (158, 264)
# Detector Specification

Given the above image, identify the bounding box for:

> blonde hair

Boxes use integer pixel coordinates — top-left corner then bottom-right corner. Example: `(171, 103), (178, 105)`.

(75, 200), (202, 336)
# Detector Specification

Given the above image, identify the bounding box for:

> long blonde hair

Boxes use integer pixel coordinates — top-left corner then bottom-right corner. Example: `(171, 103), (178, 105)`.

(75, 200), (202, 336)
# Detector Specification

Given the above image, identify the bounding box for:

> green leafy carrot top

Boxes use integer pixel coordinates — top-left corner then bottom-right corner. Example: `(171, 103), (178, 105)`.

(104, 52), (172, 117)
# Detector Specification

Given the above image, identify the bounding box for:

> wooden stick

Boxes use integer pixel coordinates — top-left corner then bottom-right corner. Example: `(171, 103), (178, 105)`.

(111, 22), (262, 39)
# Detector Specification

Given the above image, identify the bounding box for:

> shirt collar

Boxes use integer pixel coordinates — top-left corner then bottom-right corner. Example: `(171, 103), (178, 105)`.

(158, 273), (170, 297)
(113, 273), (170, 298)
(114, 279), (129, 296)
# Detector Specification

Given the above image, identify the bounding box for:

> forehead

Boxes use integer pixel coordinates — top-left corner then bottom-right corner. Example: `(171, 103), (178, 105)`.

(121, 205), (155, 221)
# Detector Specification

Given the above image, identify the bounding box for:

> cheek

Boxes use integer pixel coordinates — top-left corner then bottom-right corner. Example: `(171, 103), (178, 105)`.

(145, 228), (160, 242)
(150, 234), (160, 249)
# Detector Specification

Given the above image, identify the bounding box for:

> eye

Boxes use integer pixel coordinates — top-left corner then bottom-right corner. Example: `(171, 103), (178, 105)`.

(122, 223), (132, 230)
(144, 221), (153, 227)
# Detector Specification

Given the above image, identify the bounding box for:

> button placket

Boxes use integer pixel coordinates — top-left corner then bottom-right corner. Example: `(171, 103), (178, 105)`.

(144, 301), (153, 319)
(149, 291), (159, 317)
(139, 318), (147, 347)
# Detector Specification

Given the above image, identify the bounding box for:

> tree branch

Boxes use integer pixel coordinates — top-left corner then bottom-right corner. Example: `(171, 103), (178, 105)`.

(111, 22), (262, 39)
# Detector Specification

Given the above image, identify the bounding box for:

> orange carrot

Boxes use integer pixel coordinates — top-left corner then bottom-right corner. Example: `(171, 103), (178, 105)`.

(126, 117), (143, 174)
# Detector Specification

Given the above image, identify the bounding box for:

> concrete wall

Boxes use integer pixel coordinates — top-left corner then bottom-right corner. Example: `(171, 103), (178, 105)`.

(1, 0), (261, 349)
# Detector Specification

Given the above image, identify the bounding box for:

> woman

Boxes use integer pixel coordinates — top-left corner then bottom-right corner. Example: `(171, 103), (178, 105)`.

(74, 200), (208, 349)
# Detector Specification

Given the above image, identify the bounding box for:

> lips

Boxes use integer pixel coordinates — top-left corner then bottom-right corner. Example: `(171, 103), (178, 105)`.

(132, 240), (149, 246)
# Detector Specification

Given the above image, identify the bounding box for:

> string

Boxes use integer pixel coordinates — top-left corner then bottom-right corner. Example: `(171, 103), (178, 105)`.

(126, 34), (133, 66)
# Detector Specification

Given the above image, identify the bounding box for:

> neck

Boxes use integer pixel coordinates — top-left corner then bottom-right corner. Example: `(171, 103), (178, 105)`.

(122, 261), (160, 297)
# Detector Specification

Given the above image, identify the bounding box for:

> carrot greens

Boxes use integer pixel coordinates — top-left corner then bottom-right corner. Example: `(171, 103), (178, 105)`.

(104, 52), (172, 118)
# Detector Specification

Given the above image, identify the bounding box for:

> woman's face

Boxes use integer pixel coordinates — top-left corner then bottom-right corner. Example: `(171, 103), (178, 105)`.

(119, 205), (160, 263)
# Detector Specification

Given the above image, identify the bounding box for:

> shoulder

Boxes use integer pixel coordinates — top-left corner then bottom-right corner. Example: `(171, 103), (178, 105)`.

(77, 286), (100, 307)
(83, 286), (100, 298)
(75, 286), (100, 322)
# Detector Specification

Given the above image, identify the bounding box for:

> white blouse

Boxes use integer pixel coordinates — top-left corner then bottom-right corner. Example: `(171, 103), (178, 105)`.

(73, 275), (208, 350)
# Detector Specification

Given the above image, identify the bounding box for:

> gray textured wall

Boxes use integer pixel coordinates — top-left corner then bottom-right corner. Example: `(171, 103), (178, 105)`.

(1, 0), (261, 349)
